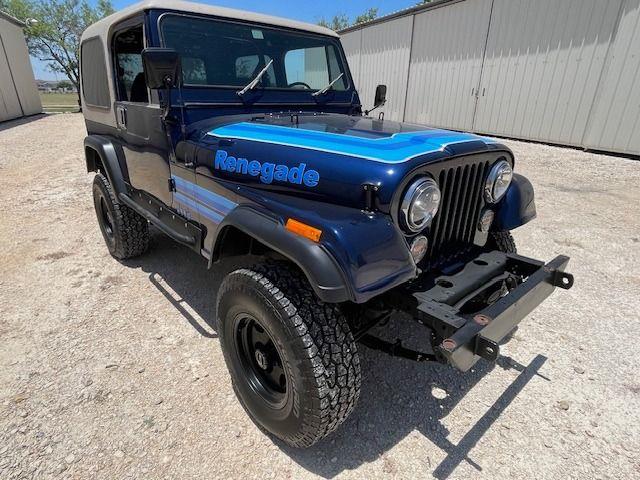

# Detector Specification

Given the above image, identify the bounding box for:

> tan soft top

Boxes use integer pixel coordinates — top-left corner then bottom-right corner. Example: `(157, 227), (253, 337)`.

(81, 0), (338, 41)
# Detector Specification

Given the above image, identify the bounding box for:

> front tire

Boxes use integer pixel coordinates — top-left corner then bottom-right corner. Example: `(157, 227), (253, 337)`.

(487, 230), (517, 254)
(92, 173), (149, 259)
(216, 263), (361, 447)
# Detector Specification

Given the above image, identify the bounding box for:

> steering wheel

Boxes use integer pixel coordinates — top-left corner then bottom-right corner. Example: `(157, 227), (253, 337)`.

(287, 82), (312, 89)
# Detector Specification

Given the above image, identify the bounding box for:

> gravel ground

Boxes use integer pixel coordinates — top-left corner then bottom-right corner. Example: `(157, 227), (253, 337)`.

(1, 113), (639, 480)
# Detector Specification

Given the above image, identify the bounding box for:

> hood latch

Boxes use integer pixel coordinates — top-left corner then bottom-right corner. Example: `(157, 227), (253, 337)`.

(363, 183), (379, 213)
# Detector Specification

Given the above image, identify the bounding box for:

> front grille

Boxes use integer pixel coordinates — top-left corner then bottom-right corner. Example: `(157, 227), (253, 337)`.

(424, 159), (492, 267)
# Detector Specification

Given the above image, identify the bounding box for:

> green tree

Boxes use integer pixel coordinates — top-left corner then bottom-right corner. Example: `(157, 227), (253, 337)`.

(353, 7), (378, 25)
(0, 0), (114, 102)
(57, 79), (73, 90)
(317, 13), (350, 31)
(318, 7), (379, 31)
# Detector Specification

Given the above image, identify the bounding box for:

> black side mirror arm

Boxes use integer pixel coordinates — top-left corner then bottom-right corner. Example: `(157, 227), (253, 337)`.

(364, 84), (387, 116)
(364, 100), (386, 116)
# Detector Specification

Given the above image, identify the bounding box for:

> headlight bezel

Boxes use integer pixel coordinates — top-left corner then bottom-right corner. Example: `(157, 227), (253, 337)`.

(484, 159), (513, 203)
(400, 177), (441, 233)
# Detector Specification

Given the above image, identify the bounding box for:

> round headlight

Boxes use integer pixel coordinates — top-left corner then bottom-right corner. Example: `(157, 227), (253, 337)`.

(401, 178), (441, 232)
(485, 160), (513, 203)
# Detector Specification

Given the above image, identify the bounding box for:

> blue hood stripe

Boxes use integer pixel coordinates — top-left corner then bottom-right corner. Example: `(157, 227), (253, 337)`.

(207, 122), (497, 163)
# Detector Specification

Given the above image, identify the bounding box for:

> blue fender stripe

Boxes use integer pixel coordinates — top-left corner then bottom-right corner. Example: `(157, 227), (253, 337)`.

(171, 175), (236, 224)
(208, 122), (497, 163)
(174, 192), (225, 224)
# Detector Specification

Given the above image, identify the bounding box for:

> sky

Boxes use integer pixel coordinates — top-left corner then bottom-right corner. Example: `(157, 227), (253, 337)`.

(32, 0), (419, 80)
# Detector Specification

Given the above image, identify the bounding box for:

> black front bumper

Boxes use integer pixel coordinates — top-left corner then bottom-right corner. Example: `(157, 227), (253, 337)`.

(410, 251), (573, 371)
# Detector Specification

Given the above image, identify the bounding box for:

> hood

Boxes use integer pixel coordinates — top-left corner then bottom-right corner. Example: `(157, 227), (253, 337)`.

(184, 113), (510, 212)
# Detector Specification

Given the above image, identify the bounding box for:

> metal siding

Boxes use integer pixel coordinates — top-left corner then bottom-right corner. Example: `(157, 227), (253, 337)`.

(404, 0), (493, 130)
(0, 19), (42, 116)
(356, 16), (413, 121)
(474, 0), (622, 146)
(584, 0), (640, 155)
(340, 30), (362, 90)
(0, 19), (23, 122)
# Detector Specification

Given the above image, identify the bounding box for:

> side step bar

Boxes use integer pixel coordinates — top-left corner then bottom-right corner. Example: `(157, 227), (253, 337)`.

(118, 189), (202, 250)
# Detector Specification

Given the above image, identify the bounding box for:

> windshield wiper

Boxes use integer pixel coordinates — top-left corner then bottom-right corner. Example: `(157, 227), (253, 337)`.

(237, 59), (274, 97)
(312, 73), (344, 97)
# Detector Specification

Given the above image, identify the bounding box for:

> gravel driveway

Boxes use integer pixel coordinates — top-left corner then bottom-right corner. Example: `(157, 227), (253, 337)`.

(1, 113), (639, 479)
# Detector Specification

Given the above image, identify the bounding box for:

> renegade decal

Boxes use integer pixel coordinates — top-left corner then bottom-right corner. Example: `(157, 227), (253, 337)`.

(208, 122), (498, 164)
(214, 149), (320, 187)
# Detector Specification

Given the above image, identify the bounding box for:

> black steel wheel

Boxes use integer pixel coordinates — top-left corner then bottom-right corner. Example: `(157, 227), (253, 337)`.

(98, 196), (115, 241)
(234, 313), (287, 408)
(217, 263), (361, 448)
(92, 173), (149, 259)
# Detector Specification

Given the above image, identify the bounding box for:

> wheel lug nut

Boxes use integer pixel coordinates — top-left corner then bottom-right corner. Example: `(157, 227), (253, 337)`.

(254, 349), (268, 370)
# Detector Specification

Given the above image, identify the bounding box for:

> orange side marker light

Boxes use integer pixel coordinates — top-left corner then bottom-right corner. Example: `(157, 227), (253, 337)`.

(285, 218), (322, 242)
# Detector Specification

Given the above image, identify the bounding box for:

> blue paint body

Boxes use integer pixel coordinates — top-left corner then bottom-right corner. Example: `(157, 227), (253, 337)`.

(136, 8), (536, 303)
(172, 113), (533, 303)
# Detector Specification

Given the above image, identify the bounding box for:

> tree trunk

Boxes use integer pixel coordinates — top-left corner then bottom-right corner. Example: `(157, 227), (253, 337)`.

(73, 80), (82, 112)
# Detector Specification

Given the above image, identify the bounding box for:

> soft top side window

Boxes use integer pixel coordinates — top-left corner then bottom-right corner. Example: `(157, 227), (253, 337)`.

(80, 37), (110, 108)
(113, 25), (147, 103)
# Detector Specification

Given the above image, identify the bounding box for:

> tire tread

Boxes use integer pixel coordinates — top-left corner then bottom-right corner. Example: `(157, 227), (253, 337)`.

(93, 174), (149, 259)
(217, 263), (361, 447)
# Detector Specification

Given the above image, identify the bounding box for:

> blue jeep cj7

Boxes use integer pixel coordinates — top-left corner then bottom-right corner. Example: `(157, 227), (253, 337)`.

(80, 0), (573, 447)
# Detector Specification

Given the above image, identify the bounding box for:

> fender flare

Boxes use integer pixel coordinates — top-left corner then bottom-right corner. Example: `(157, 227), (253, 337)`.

(213, 206), (351, 303)
(84, 135), (127, 195)
(494, 173), (537, 231)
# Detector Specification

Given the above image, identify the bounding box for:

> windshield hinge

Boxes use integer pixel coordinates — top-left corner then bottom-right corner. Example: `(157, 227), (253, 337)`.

(168, 178), (176, 192)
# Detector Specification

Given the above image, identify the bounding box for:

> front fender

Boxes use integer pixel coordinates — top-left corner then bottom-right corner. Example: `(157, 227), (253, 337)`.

(218, 189), (416, 304)
(215, 205), (351, 303)
(494, 173), (537, 231)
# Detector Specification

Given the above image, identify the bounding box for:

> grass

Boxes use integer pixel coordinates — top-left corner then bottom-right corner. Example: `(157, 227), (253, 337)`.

(39, 92), (80, 113)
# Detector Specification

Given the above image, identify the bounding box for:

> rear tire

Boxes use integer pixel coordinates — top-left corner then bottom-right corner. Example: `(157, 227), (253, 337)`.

(216, 263), (361, 447)
(92, 173), (149, 259)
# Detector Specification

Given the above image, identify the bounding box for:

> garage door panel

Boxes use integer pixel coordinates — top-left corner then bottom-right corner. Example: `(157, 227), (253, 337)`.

(404, 0), (492, 131)
(340, 30), (362, 90)
(584, 0), (640, 154)
(474, 0), (623, 146)
(357, 16), (413, 122)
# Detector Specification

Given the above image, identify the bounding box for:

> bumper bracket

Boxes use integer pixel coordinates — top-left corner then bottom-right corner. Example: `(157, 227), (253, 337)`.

(413, 252), (573, 372)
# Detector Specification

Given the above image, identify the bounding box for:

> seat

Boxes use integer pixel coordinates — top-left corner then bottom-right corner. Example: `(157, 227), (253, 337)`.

(129, 72), (148, 103)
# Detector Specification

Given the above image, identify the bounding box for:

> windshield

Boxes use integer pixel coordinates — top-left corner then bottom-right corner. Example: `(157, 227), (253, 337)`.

(160, 15), (349, 92)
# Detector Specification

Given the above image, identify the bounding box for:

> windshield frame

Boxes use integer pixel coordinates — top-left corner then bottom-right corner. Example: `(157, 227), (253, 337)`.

(157, 12), (352, 93)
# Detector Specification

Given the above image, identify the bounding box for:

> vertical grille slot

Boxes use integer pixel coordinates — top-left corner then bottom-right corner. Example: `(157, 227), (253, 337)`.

(424, 158), (490, 267)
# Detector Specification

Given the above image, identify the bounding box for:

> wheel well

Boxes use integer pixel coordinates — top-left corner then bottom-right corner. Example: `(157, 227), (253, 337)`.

(213, 225), (281, 261)
(85, 146), (104, 173)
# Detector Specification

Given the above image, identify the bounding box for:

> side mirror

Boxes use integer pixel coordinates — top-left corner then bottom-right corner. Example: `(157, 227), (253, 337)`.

(374, 84), (387, 108)
(141, 48), (182, 89)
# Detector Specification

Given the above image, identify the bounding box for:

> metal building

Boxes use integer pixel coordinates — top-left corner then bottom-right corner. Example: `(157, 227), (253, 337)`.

(0, 11), (42, 122)
(340, 0), (640, 156)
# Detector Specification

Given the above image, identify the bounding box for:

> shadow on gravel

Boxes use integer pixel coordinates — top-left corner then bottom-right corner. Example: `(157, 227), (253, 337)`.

(125, 232), (548, 479)
(0, 113), (47, 132)
(282, 344), (547, 479)
(122, 231), (260, 339)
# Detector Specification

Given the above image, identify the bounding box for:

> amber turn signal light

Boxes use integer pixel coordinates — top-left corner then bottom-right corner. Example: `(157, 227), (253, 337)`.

(285, 218), (322, 242)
